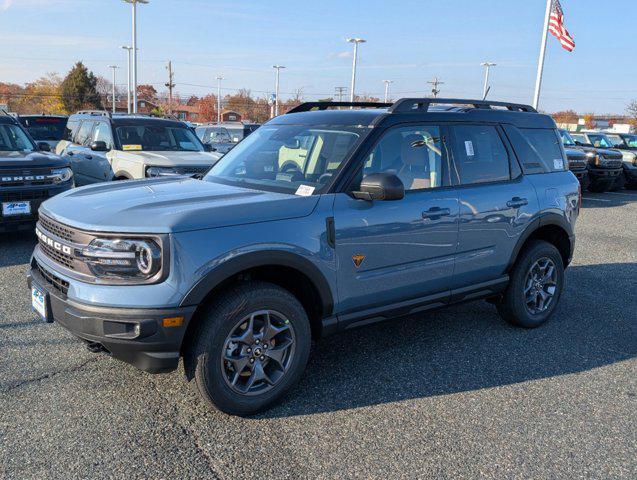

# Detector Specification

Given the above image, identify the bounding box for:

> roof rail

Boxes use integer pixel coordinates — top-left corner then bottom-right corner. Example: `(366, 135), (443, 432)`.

(76, 110), (111, 117)
(388, 98), (537, 113)
(286, 101), (392, 114)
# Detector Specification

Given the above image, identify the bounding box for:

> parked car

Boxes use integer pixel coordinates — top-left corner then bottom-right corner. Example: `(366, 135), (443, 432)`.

(570, 132), (623, 192)
(0, 113), (73, 233)
(195, 125), (235, 154)
(601, 132), (637, 190)
(17, 115), (68, 152)
(221, 122), (260, 143)
(57, 111), (222, 186)
(558, 129), (589, 189)
(28, 98), (580, 415)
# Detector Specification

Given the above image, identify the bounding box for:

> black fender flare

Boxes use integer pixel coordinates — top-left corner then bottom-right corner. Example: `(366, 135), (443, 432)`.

(113, 171), (133, 180)
(507, 213), (574, 270)
(180, 250), (334, 315)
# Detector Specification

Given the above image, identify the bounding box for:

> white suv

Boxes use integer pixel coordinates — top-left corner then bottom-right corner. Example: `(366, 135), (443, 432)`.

(57, 112), (222, 185)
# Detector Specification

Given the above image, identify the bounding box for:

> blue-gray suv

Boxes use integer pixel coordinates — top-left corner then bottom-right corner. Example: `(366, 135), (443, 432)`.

(27, 99), (580, 415)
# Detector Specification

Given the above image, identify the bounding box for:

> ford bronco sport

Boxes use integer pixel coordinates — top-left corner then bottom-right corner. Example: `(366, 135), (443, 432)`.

(17, 114), (68, 152)
(558, 129), (589, 189)
(1, 113), (73, 233)
(56, 111), (221, 185)
(28, 99), (580, 415)
(570, 131), (623, 192)
(602, 132), (637, 190)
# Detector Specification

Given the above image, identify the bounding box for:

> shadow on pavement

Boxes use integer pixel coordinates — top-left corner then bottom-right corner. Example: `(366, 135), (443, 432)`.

(262, 262), (637, 418)
(0, 231), (36, 268)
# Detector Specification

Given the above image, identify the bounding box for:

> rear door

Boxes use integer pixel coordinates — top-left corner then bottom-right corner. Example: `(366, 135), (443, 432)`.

(83, 121), (115, 183)
(448, 124), (538, 289)
(333, 124), (459, 315)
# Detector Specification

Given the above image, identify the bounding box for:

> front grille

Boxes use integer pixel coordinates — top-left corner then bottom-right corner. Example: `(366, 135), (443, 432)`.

(568, 159), (587, 170)
(34, 260), (69, 295)
(0, 167), (56, 187)
(39, 215), (77, 242)
(175, 166), (211, 175)
(0, 190), (49, 202)
(40, 241), (75, 269)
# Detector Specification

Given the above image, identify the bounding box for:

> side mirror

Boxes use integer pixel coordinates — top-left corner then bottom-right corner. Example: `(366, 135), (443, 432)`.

(574, 141), (583, 146)
(37, 141), (51, 152)
(203, 143), (216, 152)
(90, 141), (108, 152)
(352, 173), (405, 201)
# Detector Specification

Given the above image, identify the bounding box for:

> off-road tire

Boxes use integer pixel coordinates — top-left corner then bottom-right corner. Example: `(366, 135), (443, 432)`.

(497, 240), (565, 328)
(188, 282), (311, 416)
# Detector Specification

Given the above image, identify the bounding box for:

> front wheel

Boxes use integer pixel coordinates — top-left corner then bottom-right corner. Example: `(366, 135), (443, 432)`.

(188, 282), (311, 416)
(497, 240), (565, 328)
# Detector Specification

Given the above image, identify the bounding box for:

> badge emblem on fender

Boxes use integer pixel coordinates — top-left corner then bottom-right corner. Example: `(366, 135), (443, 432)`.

(352, 254), (365, 268)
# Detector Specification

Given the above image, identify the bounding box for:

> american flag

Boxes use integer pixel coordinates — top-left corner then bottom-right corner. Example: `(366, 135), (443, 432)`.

(548, 0), (575, 52)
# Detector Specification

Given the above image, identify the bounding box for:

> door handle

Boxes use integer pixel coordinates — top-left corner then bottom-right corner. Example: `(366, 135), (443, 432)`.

(422, 206), (451, 220)
(507, 197), (528, 208)
(67, 151), (74, 156)
(85, 155), (93, 160)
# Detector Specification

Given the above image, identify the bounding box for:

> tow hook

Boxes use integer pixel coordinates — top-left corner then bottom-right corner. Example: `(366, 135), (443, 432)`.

(86, 342), (108, 354)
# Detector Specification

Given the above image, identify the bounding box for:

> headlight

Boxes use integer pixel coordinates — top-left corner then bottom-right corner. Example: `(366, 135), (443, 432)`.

(146, 166), (179, 177)
(81, 237), (163, 281)
(49, 167), (73, 183)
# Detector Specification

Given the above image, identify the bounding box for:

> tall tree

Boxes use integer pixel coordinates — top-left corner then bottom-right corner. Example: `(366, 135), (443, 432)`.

(19, 73), (65, 114)
(197, 94), (218, 122)
(137, 84), (158, 102)
(60, 62), (101, 112)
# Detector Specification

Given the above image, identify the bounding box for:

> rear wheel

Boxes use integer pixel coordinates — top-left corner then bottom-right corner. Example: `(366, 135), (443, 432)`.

(188, 282), (311, 416)
(497, 240), (565, 328)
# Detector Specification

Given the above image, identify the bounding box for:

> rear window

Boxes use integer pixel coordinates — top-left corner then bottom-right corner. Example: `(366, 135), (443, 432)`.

(520, 128), (566, 173)
(20, 117), (66, 141)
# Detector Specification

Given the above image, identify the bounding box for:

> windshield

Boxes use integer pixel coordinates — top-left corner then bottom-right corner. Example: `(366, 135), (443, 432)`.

(196, 127), (232, 144)
(0, 124), (36, 152)
(587, 134), (614, 148)
(203, 124), (368, 194)
(571, 133), (589, 145)
(621, 134), (637, 148)
(605, 134), (625, 147)
(20, 117), (66, 141)
(559, 130), (576, 146)
(115, 125), (205, 152)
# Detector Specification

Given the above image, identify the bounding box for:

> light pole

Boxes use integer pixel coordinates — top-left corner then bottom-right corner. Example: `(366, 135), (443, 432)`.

(216, 76), (224, 124)
(346, 38), (366, 102)
(121, 46), (133, 113)
(272, 65), (285, 117)
(107, 65), (119, 114)
(123, 0), (148, 114)
(481, 62), (496, 100)
(382, 80), (393, 103)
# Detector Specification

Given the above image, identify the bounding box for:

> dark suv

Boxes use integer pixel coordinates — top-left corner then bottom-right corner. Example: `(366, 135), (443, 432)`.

(602, 132), (637, 189)
(570, 131), (623, 192)
(28, 99), (580, 415)
(558, 129), (589, 189)
(17, 115), (68, 152)
(1, 114), (74, 233)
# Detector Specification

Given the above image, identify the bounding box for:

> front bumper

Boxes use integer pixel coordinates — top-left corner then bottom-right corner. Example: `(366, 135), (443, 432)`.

(588, 167), (622, 182)
(27, 259), (196, 373)
(0, 182), (72, 233)
(623, 165), (637, 182)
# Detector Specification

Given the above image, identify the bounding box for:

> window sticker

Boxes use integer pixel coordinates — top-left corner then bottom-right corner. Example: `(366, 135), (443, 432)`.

(464, 140), (475, 157)
(553, 158), (564, 170)
(122, 144), (142, 151)
(295, 185), (315, 196)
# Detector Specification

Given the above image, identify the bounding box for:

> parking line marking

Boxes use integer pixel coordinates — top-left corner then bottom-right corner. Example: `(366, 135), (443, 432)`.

(582, 197), (611, 202)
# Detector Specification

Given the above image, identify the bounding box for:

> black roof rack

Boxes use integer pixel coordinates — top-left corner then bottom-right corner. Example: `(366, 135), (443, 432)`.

(286, 101), (392, 114)
(388, 98), (537, 113)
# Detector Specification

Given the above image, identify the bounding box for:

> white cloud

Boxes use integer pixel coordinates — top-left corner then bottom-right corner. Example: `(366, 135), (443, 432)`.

(1, 0), (13, 11)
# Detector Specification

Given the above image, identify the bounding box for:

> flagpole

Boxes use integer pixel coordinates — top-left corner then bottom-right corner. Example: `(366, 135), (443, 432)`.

(533, 0), (552, 110)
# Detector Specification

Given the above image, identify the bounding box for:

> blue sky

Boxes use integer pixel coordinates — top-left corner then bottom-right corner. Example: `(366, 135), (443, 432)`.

(1, 0), (636, 114)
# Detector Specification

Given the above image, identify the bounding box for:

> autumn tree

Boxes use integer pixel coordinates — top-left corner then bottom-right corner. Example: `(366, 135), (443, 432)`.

(137, 84), (158, 102)
(0, 82), (24, 112)
(582, 113), (595, 129)
(627, 100), (637, 125)
(197, 94), (218, 122)
(552, 110), (578, 124)
(354, 94), (381, 102)
(224, 89), (256, 120)
(60, 62), (102, 112)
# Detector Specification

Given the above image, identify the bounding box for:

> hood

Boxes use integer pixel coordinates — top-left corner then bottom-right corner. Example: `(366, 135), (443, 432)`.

(564, 147), (586, 160)
(40, 177), (319, 234)
(575, 145), (622, 159)
(0, 150), (69, 169)
(118, 150), (222, 166)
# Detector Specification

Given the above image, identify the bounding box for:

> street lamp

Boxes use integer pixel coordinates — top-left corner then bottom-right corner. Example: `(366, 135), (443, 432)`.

(121, 46), (133, 113)
(107, 65), (119, 114)
(272, 65), (285, 117)
(123, 0), (148, 114)
(216, 76), (224, 124)
(481, 61), (496, 100)
(346, 38), (366, 102)
(382, 80), (393, 103)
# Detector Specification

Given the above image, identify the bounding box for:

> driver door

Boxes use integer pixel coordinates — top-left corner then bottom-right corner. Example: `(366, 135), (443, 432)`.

(333, 124), (459, 315)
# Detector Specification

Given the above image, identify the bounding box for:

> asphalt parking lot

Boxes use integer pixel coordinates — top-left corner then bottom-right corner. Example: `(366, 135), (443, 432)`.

(1, 191), (636, 480)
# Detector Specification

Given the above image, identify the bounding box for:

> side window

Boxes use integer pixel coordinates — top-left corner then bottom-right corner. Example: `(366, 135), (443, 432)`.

(520, 128), (566, 172)
(362, 125), (448, 191)
(92, 122), (113, 149)
(64, 120), (79, 141)
(450, 125), (511, 185)
(75, 121), (95, 146)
